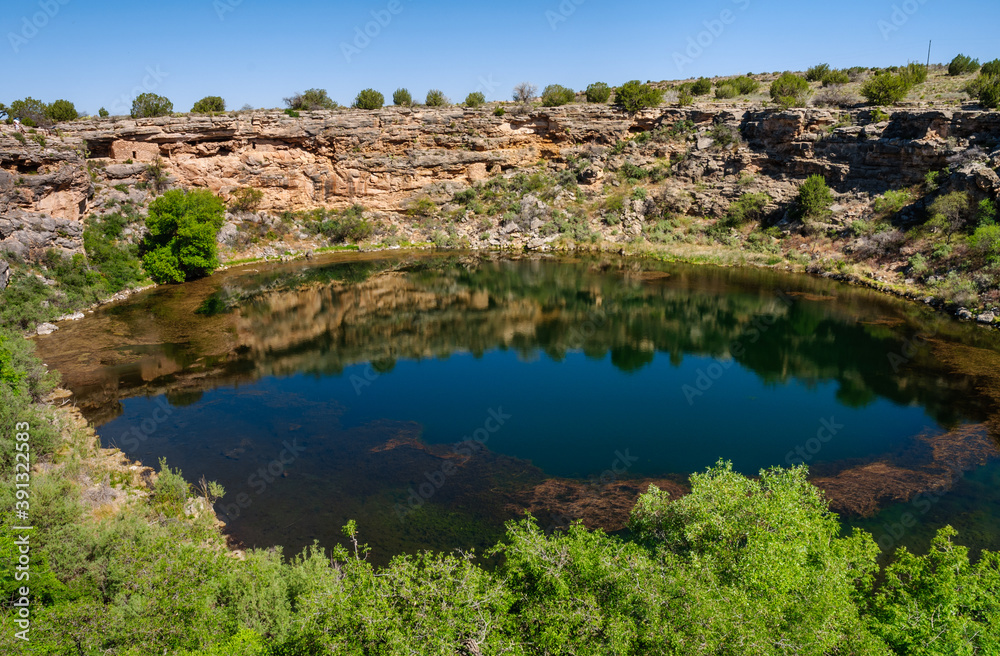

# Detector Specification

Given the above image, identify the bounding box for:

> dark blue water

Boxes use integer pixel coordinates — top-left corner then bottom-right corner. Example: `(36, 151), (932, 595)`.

(37, 254), (1000, 562)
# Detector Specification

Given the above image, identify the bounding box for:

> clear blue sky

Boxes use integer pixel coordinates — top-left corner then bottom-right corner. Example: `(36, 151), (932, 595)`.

(4, 0), (998, 114)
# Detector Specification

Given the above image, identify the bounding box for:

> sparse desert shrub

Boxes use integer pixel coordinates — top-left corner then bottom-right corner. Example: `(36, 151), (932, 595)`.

(614, 80), (664, 111)
(873, 189), (912, 215)
(132, 93), (174, 118)
(464, 92), (485, 108)
(45, 99), (78, 122)
(493, 106), (506, 117)
(715, 84), (738, 99)
(98, 107), (109, 118)
(678, 90), (694, 107)
(968, 224), (1000, 263)
(541, 84), (575, 107)
(813, 86), (859, 108)
(861, 73), (911, 106)
(425, 89), (448, 107)
(730, 76), (760, 95)
(821, 70), (850, 86)
(795, 174), (834, 221)
(854, 229), (906, 259)
(407, 196), (437, 217)
(978, 77), (1000, 109)
(353, 88), (384, 110)
(228, 187), (264, 213)
(283, 88), (338, 110)
(513, 82), (537, 104)
(726, 192), (771, 225)
(949, 54), (980, 76)
(900, 62), (928, 86)
(981, 59), (1000, 78)
(927, 191), (974, 236)
(393, 88), (412, 106)
(316, 205), (373, 243)
(191, 96), (225, 113)
(585, 82), (611, 103)
(805, 64), (831, 82)
(691, 77), (712, 96)
(709, 123), (741, 148)
(770, 73), (811, 108)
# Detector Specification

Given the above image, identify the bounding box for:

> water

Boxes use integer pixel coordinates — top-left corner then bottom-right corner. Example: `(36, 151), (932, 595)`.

(36, 253), (1000, 563)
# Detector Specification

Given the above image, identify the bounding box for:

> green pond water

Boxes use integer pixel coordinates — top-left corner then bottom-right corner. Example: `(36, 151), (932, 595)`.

(37, 253), (1000, 564)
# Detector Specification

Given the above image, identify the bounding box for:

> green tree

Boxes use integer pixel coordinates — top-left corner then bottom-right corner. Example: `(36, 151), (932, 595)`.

(585, 82), (611, 103)
(392, 88), (412, 106)
(141, 189), (226, 284)
(425, 89), (448, 107)
(691, 77), (712, 95)
(8, 97), (48, 126)
(770, 73), (811, 108)
(353, 89), (384, 110)
(283, 88), (337, 110)
(464, 91), (485, 108)
(948, 54), (980, 76)
(541, 84), (575, 107)
(805, 63), (831, 81)
(98, 107), (109, 118)
(614, 80), (664, 112)
(45, 99), (78, 122)
(131, 93), (173, 118)
(191, 96), (226, 113)
(795, 174), (834, 221)
(981, 58), (1000, 77)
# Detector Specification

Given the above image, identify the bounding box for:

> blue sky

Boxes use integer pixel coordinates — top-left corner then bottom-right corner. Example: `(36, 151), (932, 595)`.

(3, 0), (998, 115)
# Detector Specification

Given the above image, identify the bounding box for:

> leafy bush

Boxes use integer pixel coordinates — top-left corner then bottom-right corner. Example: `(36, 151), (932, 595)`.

(153, 458), (190, 510)
(98, 107), (109, 118)
(861, 73), (911, 105)
(45, 99), (78, 122)
(82, 212), (147, 292)
(315, 205), (373, 243)
(981, 58), (1000, 77)
(927, 191), (974, 236)
(730, 75), (760, 95)
(392, 88), (412, 106)
(541, 84), (575, 107)
(141, 189), (226, 283)
(949, 54), (981, 76)
(131, 93), (173, 118)
(821, 70), (850, 86)
(714, 84), (738, 99)
(228, 187), (264, 213)
(805, 63), (831, 82)
(795, 174), (834, 221)
(691, 77), (712, 96)
(722, 192), (770, 226)
(769, 73), (810, 108)
(8, 97), (48, 126)
(968, 224), (1000, 264)
(283, 88), (337, 111)
(873, 189), (912, 215)
(900, 62), (928, 86)
(513, 82), (537, 104)
(978, 77), (1000, 109)
(814, 86), (859, 108)
(709, 123), (740, 147)
(585, 82), (611, 103)
(464, 92), (485, 108)
(353, 89), (384, 110)
(493, 105), (506, 117)
(425, 89), (448, 107)
(191, 96), (225, 113)
(614, 80), (664, 112)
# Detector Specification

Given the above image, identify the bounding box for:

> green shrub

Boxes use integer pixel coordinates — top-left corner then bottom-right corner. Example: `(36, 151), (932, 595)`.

(407, 196), (437, 217)
(464, 92), (485, 108)
(981, 58), (1000, 77)
(927, 191), (974, 236)
(725, 192), (771, 225)
(191, 96), (225, 113)
(978, 77), (1000, 109)
(153, 458), (190, 511)
(795, 174), (834, 221)
(493, 105), (506, 117)
(821, 70), (850, 86)
(730, 75), (760, 95)
(82, 213), (147, 292)
(284, 88), (338, 111)
(949, 54), (981, 76)
(228, 187), (264, 213)
(585, 82), (612, 103)
(805, 63), (831, 82)
(283, 108), (299, 118)
(714, 84), (738, 99)
(141, 189), (226, 283)
(769, 73), (811, 108)
(968, 224), (1000, 263)
(709, 123), (740, 147)
(45, 99), (78, 122)
(315, 205), (373, 243)
(871, 107), (891, 122)
(8, 97), (48, 126)
(392, 88), (412, 106)
(873, 189), (912, 215)
(98, 107), (109, 118)
(131, 92), (173, 118)
(541, 84), (575, 107)
(900, 62), (928, 86)
(691, 77), (712, 96)
(678, 90), (694, 106)
(614, 80), (664, 111)
(353, 88), (384, 110)
(425, 89), (448, 107)
(861, 73), (911, 105)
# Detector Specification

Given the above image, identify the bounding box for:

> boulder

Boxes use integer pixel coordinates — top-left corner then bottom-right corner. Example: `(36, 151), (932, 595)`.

(36, 323), (59, 336)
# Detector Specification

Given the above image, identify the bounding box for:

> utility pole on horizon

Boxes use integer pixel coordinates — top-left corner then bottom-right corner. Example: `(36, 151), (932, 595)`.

(927, 40), (932, 68)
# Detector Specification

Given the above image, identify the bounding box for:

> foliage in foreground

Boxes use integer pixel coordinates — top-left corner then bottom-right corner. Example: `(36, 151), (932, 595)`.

(141, 189), (226, 283)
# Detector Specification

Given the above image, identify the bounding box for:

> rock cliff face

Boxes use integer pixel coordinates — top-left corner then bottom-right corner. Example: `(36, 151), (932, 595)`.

(1, 105), (999, 259)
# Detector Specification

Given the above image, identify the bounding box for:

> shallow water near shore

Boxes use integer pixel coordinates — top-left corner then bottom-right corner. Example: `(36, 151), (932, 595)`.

(37, 252), (1000, 564)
